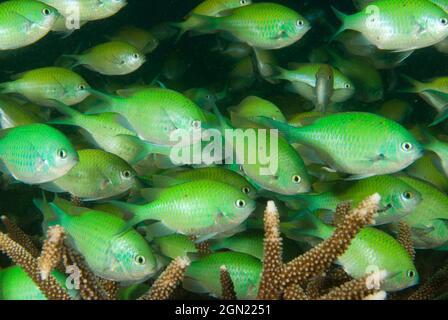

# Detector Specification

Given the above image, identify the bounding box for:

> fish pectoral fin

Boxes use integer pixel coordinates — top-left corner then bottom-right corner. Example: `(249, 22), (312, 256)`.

(182, 276), (209, 294)
(368, 153), (386, 163)
(410, 225), (435, 236)
(344, 173), (376, 181)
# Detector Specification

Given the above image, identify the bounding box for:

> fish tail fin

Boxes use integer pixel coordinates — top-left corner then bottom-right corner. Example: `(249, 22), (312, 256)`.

(109, 201), (148, 228)
(399, 74), (424, 93)
(331, 7), (350, 41)
(85, 89), (122, 114)
(255, 116), (304, 143)
(171, 14), (214, 44)
(33, 195), (63, 229)
(430, 106), (448, 127)
(281, 212), (333, 242)
(0, 82), (13, 94)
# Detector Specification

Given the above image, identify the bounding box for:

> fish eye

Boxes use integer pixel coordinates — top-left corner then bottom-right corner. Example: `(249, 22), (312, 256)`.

(344, 83), (351, 88)
(121, 170), (132, 179)
(134, 255), (146, 265)
(42, 8), (51, 16)
(78, 84), (86, 91)
(296, 20), (305, 27)
(57, 149), (68, 159)
(133, 53), (140, 59)
(192, 120), (202, 129)
(407, 270), (416, 278)
(292, 175), (302, 184)
(401, 142), (413, 151)
(235, 199), (246, 208)
(440, 18), (448, 25)
(240, 0), (248, 4)
(402, 191), (413, 200)
(242, 187), (251, 194)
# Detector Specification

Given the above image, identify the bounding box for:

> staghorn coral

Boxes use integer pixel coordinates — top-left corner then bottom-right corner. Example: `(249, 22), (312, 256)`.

(1, 215), (40, 258)
(139, 256), (190, 300)
(277, 194), (379, 294)
(317, 270), (387, 300)
(407, 265), (448, 300)
(98, 278), (120, 300)
(283, 284), (309, 300)
(190, 236), (212, 256)
(332, 201), (352, 226)
(220, 265), (237, 300)
(61, 242), (111, 300)
(257, 201), (284, 300)
(38, 225), (65, 280)
(0, 231), (71, 300)
(397, 221), (415, 260)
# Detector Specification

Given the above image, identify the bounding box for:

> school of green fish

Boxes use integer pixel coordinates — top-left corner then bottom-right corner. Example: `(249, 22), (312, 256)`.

(0, 0), (447, 300)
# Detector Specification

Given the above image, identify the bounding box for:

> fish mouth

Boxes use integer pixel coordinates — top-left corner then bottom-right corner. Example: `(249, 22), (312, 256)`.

(377, 203), (392, 213)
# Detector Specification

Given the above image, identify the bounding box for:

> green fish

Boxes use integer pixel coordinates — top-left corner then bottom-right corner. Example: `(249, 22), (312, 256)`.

(283, 175), (422, 225)
(86, 88), (206, 146)
(41, 149), (137, 201)
(0, 124), (78, 184)
(0, 266), (75, 300)
(0, 67), (90, 107)
(184, 252), (261, 299)
(183, 88), (220, 111)
(258, 112), (424, 178)
(112, 179), (256, 240)
(229, 96), (287, 129)
(151, 167), (257, 199)
(189, 0), (252, 16)
(268, 63), (355, 104)
(396, 176), (448, 249)
(64, 41), (146, 76)
(406, 153), (448, 192)
(176, 3), (311, 50)
(0, 96), (42, 129)
(34, 198), (159, 284)
(39, 0), (127, 22)
(400, 75), (448, 126)
(0, 0), (58, 50)
(422, 133), (448, 177)
(212, 104), (312, 195)
(333, 0), (448, 52)
(152, 234), (197, 260)
(210, 231), (264, 260)
(327, 49), (384, 103)
(283, 214), (419, 291)
(111, 26), (159, 54)
(315, 64), (334, 112)
(49, 102), (171, 165)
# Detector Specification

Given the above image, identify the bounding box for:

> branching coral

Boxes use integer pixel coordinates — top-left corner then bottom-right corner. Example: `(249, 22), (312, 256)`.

(1, 215), (40, 258)
(38, 225), (65, 280)
(257, 201), (283, 300)
(407, 265), (448, 300)
(277, 194), (379, 294)
(0, 231), (71, 300)
(220, 265), (237, 300)
(255, 194), (380, 300)
(397, 221), (415, 261)
(139, 256), (190, 300)
(61, 242), (111, 300)
(317, 270), (387, 300)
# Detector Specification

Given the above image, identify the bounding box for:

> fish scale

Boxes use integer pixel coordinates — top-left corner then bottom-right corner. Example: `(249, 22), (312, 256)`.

(39, 0), (127, 21)
(185, 252), (261, 299)
(396, 176), (448, 249)
(0, 0), (58, 50)
(87, 88), (206, 146)
(115, 179), (256, 237)
(0, 124), (78, 184)
(263, 112), (423, 176)
(335, 0), (448, 51)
